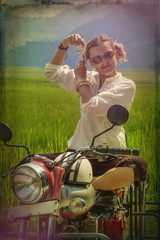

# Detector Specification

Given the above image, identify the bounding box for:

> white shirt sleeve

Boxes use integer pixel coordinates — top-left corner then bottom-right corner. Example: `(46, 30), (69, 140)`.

(45, 63), (77, 94)
(81, 79), (136, 117)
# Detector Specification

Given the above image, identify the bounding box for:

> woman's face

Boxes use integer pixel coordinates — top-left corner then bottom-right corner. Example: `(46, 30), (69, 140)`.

(89, 41), (118, 79)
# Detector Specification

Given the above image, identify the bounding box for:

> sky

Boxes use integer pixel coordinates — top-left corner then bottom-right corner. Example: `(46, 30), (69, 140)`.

(3, 4), (113, 49)
(1, 1), (159, 68)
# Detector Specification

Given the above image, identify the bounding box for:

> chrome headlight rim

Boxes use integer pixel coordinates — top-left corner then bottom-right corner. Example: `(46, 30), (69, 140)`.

(69, 198), (86, 214)
(12, 163), (49, 204)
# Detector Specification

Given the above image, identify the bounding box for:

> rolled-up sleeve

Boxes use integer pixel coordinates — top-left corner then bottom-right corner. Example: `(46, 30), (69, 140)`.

(45, 63), (77, 94)
(81, 80), (136, 116)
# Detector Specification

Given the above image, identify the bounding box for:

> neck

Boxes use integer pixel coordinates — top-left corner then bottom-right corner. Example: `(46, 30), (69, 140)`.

(100, 71), (117, 81)
(99, 78), (104, 88)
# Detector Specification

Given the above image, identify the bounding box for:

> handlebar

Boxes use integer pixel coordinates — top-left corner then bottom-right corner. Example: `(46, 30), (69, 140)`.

(96, 144), (140, 156)
(107, 148), (139, 156)
(2, 154), (32, 179)
(95, 144), (140, 156)
(65, 145), (139, 167)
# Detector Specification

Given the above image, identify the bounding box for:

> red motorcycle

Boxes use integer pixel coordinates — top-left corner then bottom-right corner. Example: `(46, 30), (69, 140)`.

(0, 105), (158, 240)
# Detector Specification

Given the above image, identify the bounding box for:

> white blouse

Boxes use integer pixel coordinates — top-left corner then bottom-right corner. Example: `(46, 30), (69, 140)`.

(45, 63), (136, 150)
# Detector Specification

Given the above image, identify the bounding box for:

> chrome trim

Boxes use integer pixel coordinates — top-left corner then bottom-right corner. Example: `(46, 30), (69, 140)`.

(12, 163), (49, 204)
(4, 200), (59, 222)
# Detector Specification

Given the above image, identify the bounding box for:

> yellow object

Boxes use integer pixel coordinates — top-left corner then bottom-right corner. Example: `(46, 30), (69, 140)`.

(102, 145), (107, 149)
(70, 49), (83, 55)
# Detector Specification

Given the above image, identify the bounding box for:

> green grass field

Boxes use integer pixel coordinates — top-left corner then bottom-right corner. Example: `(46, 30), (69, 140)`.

(0, 67), (159, 237)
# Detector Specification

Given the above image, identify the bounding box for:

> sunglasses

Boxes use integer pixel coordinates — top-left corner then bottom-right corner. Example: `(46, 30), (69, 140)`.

(91, 51), (115, 64)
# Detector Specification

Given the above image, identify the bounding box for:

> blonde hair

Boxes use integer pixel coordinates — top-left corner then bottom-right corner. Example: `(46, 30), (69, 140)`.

(85, 34), (127, 63)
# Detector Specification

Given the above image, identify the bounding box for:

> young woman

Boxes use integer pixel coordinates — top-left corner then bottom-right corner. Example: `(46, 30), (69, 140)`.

(45, 33), (147, 195)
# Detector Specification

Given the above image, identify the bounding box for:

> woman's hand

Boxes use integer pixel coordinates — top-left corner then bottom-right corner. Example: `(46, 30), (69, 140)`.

(62, 34), (86, 49)
(112, 188), (122, 197)
(74, 60), (86, 80)
(74, 60), (93, 103)
(49, 33), (85, 66)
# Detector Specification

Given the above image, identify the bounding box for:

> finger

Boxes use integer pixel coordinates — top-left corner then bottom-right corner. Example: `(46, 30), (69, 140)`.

(70, 34), (75, 45)
(70, 34), (86, 47)
(69, 34), (76, 45)
(81, 38), (86, 47)
(79, 60), (86, 66)
(77, 36), (86, 47)
(116, 188), (122, 193)
(112, 188), (122, 194)
(112, 191), (122, 197)
(116, 189), (122, 197)
(117, 192), (122, 197)
(75, 34), (86, 47)
(74, 34), (83, 46)
(67, 34), (75, 45)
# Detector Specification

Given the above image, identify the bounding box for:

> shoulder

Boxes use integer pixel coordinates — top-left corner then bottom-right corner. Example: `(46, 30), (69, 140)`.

(115, 73), (136, 90)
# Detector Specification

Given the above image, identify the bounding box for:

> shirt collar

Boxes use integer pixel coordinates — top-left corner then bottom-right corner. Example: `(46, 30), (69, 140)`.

(104, 72), (122, 82)
(94, 72), (122, 81)
(98, 72), (122, 91)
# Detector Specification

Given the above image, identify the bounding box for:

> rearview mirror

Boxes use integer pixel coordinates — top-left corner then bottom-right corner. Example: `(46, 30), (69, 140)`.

(0, 123), (12, 142)
(90, 105), (129, 147)
(107, 105), (129, 126)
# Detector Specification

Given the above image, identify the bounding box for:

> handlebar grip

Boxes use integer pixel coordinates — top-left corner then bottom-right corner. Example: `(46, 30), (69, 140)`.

(95, 145), (140, 156)
(108, 148), (140, 156)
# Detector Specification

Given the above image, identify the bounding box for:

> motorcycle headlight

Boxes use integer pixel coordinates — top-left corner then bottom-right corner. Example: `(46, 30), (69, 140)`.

(69, 198), (85, 214)
(12, 163), (49, 204)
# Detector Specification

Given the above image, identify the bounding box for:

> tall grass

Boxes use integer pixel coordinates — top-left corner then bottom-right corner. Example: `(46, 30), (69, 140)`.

(121, 70), (159, 238)
(0, 67), (80, 213)
(0, 67), (159, 237)
(123, 71), (158, 196)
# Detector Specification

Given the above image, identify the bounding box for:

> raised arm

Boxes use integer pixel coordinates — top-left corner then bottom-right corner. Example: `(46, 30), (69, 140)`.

(74, 60), (94, 103)
(49, 34), (86, 66)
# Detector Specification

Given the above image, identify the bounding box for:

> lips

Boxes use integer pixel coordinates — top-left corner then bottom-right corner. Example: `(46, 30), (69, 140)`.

(101, 64), (111, 69)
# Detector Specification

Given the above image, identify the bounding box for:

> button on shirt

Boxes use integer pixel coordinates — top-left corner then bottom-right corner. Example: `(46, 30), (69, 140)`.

(45, 63), (136, 150)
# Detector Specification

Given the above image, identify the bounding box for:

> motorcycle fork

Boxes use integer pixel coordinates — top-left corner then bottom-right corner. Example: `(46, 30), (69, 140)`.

(19, 218), (28, 240)
(39, 215), (57, 240)
(47, 215), (57, 240)
(18, 215), (57, 240)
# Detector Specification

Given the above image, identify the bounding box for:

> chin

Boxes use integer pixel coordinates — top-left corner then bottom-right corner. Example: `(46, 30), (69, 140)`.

(101, 70), (115, 78)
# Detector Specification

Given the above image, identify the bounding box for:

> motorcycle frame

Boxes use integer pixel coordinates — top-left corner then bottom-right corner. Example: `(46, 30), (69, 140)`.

(122, 174), (160, 240)
(1, 176), (160, 240)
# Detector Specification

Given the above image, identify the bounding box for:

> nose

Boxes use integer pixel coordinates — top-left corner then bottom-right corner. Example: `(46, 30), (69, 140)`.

(101, 56), (109, 65)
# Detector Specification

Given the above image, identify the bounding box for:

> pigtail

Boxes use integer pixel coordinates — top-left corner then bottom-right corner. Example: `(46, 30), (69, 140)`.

(113, 43), (128, 63)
